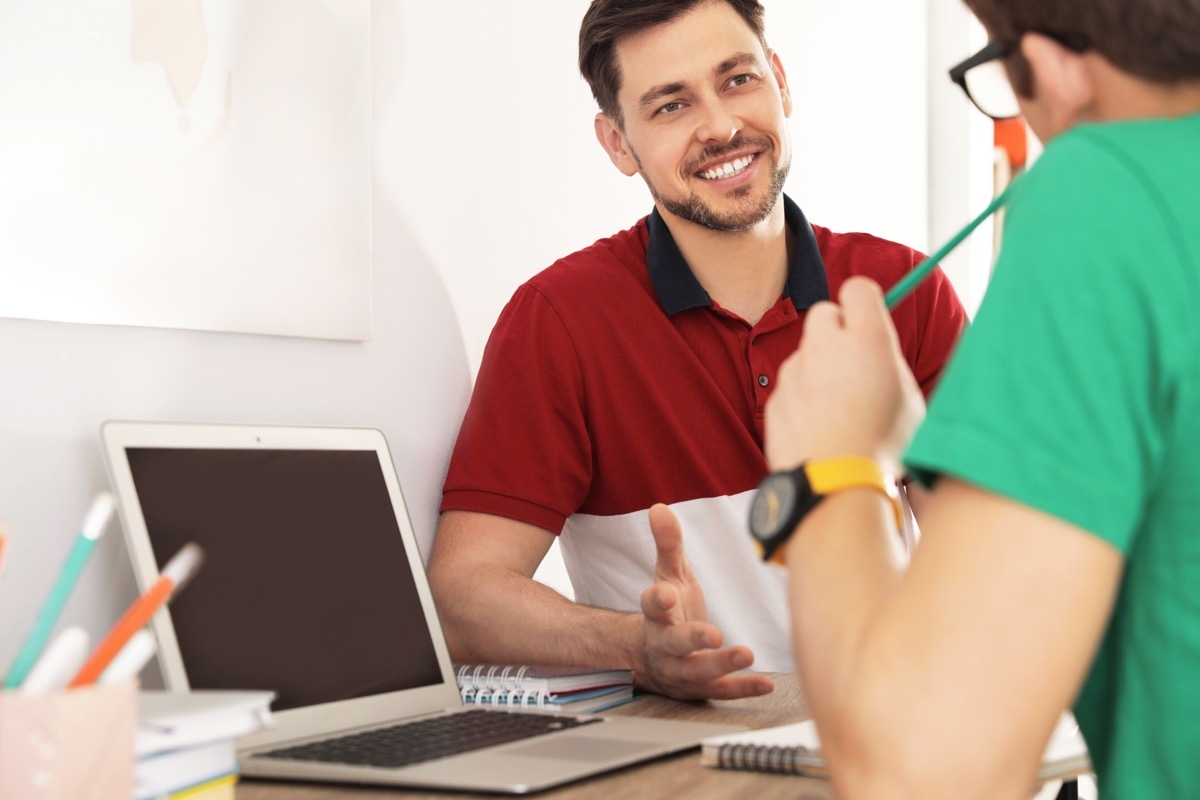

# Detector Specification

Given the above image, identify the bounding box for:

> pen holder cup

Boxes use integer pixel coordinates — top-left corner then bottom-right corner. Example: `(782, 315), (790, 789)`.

(0, 680), (137, 800)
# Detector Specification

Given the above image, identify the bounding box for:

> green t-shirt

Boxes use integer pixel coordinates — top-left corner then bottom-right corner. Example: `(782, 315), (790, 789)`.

(905, 113), (1200, 798)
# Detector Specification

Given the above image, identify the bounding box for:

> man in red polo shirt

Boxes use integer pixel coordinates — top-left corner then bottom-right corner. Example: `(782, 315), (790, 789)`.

(427, 0), (966, 701)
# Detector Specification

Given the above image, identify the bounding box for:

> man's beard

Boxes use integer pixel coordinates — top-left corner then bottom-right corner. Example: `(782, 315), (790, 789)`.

(635, 138), (790, 233)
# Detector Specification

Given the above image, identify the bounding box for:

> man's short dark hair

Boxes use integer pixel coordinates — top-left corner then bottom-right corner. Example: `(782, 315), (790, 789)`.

(579, 0), (767, 128)
(965, 0), (1200, 95)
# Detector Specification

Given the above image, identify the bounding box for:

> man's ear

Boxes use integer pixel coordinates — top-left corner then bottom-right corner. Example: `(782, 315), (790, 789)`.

(594, 113), (639, 177)
(769, 50), (793, 118)
(1021, 33), (1096, 131)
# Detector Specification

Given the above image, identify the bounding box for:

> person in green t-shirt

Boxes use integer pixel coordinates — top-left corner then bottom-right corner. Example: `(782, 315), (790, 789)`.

(642, 0), (1200, 797)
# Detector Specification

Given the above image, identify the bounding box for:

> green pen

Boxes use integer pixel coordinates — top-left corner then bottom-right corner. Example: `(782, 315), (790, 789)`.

(3, 491), (117, 689)
(884, 177), (1021, 310)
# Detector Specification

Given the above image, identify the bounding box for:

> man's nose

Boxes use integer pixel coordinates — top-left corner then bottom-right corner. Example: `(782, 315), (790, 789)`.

(693, 99), (740, 144)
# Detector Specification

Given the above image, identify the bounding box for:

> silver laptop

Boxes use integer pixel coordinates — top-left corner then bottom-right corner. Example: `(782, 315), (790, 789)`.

(101, 421), (743, 794)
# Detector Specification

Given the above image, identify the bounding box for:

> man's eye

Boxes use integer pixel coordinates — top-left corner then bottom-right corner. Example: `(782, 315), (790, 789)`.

(728, 74), (756, 88)
(656, 101), (685, 116)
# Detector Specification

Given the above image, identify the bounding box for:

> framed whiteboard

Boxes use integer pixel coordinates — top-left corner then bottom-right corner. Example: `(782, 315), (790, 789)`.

(0, 0), (371, 341)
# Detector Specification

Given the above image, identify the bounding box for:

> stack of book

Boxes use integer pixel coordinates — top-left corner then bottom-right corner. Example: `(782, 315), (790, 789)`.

(136, 690), (274, 800)
(454, 663), (635, 714)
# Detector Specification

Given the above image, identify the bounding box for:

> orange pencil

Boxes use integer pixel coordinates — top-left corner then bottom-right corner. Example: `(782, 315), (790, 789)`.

(69, 542), (204, 688)
(0, 525), (8, 580)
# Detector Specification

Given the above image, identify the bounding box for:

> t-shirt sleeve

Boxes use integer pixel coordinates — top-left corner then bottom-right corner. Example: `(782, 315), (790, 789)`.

(440, 284), (592, 534)
(904, 132), (1187, 552)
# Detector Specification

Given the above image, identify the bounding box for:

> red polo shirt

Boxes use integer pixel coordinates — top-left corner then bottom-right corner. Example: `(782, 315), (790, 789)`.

(441, 196), (966, 534)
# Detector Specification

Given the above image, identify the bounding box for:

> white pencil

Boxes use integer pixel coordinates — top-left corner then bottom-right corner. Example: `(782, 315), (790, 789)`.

(21, 626), (89, 694)
(98, 629), (157, 685)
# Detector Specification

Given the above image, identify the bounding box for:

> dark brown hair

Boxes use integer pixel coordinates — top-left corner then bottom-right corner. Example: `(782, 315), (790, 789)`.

(965, 0), (1200, 95)
(579, 0), (768, 127)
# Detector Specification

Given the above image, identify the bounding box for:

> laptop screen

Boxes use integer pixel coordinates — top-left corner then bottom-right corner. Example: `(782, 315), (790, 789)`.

(125, 446), (443, 711)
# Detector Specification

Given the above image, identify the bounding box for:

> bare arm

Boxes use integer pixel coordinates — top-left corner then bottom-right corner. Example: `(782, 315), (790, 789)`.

(428, 510), (618, 666)
(762, 278), (1123, 799)
(427, 509), (773, 700)
(786, 481), (1120, 799)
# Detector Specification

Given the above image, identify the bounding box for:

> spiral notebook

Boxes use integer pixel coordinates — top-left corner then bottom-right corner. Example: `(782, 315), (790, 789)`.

(454, 664), (635, 714)
(701, 713), (1091, 782)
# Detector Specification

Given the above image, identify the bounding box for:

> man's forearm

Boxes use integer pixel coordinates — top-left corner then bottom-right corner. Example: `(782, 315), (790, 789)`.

(784, 490), (906, 765)
(427, 508), (775, 701)
(433, 561), (643, 672)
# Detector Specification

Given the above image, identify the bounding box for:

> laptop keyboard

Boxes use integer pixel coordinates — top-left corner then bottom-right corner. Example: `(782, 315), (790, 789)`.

(259, 709), (602, 769)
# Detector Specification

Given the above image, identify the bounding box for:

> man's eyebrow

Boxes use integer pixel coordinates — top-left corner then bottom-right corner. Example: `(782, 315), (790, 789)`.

(715, 52), (762, 76)
(636, 52), (764, 112)
(638, 81), (688, 112)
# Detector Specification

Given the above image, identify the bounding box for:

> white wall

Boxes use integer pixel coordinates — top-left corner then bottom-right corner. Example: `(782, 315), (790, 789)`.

(928, 1), (995, 315)
(0, 3), (472, 677)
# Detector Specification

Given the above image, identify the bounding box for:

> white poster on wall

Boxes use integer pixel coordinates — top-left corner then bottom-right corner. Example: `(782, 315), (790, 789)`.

(0, 0), (372, 341)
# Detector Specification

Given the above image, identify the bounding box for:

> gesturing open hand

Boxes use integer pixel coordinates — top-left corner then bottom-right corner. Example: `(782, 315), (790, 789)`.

(634, 504), (775, 701)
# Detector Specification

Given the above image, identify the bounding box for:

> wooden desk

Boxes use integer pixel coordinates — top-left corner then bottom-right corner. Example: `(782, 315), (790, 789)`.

(236, 673), (835, 800)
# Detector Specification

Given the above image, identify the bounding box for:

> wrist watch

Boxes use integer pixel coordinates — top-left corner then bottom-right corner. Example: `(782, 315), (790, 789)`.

(749, 456), (902, 565)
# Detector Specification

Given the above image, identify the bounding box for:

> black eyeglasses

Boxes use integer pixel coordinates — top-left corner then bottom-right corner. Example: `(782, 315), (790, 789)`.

(948, 32), (1090, 120)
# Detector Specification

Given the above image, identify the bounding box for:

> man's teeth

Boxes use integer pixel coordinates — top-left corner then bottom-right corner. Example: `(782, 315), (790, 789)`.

(700, 155), (754, 180)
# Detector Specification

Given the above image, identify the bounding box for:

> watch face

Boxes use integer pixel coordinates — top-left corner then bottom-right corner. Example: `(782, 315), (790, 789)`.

(750, 472), (798, 541)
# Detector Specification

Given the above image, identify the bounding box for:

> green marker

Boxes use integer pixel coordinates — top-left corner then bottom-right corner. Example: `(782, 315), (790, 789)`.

(4, 491), (116, 689)
(885, 177), (1021, 310)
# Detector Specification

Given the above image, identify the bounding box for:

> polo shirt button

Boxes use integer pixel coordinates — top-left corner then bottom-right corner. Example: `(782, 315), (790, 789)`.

(758, 374), (769, 387)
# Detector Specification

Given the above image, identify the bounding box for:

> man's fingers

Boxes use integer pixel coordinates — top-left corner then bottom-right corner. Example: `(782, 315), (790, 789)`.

(838, 276), (890, 333)
(640, 581), (678, 618)
(701, 672), (776, 700)
(841, 276), (912, 377)
(806, 278), (888, 341)
(662, 645), (761, 688)
(838, 275), (884, 310)
(801, 299), (843, 338)
(658, 619), (723, 657)
(638, 660), (774, 701)
(649, 503), (687, 579)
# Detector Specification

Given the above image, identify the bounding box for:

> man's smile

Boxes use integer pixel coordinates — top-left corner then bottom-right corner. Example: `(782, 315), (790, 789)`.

(698, 153), (757, 180)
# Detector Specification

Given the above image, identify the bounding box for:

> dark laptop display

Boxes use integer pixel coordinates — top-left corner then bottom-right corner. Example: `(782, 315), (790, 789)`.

(125, 447), (441, 710)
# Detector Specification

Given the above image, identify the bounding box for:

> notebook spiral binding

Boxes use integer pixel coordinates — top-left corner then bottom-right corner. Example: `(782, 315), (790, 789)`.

(456, 665), (551, 708)
(716, 742), (813, 774)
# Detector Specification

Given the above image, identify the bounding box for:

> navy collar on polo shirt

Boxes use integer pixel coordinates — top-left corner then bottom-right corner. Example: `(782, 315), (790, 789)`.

(645, 194), (830, 317)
